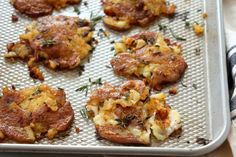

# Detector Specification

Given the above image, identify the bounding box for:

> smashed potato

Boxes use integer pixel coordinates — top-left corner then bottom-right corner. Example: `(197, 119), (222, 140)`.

(5, 15), (93, 81)
(102, 0), (176, 31)
(111, 32), (188, 90)
(87, 80), (182, 145)
(11, 0), (81, 18)
(0, 85), (74, 143)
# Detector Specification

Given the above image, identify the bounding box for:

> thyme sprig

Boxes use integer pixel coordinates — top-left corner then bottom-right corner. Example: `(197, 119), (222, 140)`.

(75, 78), (103, 96)
(115, 115), (136, 128)
(169, 28), (186, 41)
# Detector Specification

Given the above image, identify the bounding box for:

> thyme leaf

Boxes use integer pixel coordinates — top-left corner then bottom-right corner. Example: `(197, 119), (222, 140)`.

(158, 23), (168, 32)
(169, 28), (186, 41)
(73, 6), (80, 15)
(40, 39), (56, 48)
(115, 115), (136, 128)
(75, 78), (103, 96)
(80, 108), (88, 119)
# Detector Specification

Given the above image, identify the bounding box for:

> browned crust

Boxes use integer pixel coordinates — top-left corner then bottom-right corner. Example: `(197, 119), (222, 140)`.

(11, 0), (53, 18)
(11, 0), (81, 18)
(96, 125), (150, 145)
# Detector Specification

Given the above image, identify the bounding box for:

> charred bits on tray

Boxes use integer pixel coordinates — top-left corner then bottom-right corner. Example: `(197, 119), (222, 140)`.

(196, 137), (210, 145)
(169, 87), (178, 95)
(11, 14), (18, 23)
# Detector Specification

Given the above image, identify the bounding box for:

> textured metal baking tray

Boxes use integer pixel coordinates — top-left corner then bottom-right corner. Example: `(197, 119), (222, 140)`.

(0, 0), (230, 156)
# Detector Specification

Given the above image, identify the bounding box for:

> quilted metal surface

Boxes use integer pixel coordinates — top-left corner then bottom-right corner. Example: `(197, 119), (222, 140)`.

(0, 0), (207, 149)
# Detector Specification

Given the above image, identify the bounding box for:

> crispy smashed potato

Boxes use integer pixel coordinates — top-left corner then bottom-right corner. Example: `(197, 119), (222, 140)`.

(11, 0), (81, 18)
(102, 0), (176, 31)
(0, 85), (74, 143)
(86, 80), (182, 145)
(111, 32), (188, 90)
(5, 15), (93, 80)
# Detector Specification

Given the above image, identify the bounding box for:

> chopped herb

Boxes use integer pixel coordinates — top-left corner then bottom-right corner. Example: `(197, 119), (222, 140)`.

(194, 48), (201, 55)
(78, 65), (85, 76)
(181, 81), (187, 87)
(124, 92), (130, 101)
(143, 97), (150, 104)
(73, 6), (80, 15)
(80, 108), (88, 119)
(75, 78), (103, 96)
(105, 65), (111, 69)
(110, 40), (115, 44)
(110, 47), (114, 51)
(90, 12), (103, 30)
(115, 115), (136, 128)
(33, 79), (37, 84)
(40, 39), (56, 48)
(169, 11), (189, 22)
(192, 84), (197, 89)
(185, 21), (191, 29)
(91, 15), (103, 23)
(97, 29), (110, 38)
(83, 1), (88, 7)
(32, 89), (42, 96)
(169, 28), (186, 41)
(90, 78), (103, 86)
(158, 23), (168, 32)
(75, 85), (89, 96)
(197, 9), (202, 12)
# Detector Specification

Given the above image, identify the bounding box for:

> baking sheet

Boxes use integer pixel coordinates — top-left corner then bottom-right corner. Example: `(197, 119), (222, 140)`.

(0, 0), (230, 156)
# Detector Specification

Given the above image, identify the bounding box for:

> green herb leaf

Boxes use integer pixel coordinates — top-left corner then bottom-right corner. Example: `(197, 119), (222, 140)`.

(78, 65), (85, 76)
(91, 15), (103, 22)
(194, 48), (201, 55)
(185, 21), (191, 29)
(115, 115), (136, 128)
(169, 28), (186, 41)
(124, 92), (130, 101)
(75, 85), (88, 92)
(158, 23), (168, 32)
(73, 6), (80, 15)
(80, 108), (88, 119)
(75, 78), (103, 96)
(40, 39), (56, 48)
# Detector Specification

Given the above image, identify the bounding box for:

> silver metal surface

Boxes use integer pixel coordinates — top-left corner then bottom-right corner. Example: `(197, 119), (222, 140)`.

(0, 0), (230, 156)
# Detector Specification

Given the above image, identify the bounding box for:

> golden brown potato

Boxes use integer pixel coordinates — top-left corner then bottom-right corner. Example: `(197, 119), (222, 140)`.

(0, 85), (74, 143)
(111, 32), (188, 90)
(11, 0), (80, 18)
(5, 15), (93, 80)
(87, 80), (182, 145)
(102, 0), (176, 31)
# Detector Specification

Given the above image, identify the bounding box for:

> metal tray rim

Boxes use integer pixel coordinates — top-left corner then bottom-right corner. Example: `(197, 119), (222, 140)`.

(0, 0), (231, 156)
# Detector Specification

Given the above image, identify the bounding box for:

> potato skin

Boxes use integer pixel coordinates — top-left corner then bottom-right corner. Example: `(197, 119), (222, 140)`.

(11, 0), (53, 18)
(96, 125), (150, 145)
